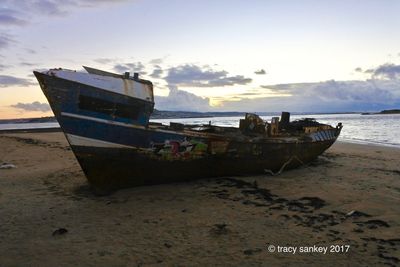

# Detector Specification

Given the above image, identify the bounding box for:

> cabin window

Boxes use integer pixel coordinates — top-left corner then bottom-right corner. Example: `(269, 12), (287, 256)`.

(78, 95), (143, 120)
(115, 102), (141, 120)
(79, 95), (114, 116)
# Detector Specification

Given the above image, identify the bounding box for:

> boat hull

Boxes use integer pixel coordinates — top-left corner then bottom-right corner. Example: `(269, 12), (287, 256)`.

(34, 68), (342, 193)
(71, 138), (336, 192)
(59, 111), (339, 192)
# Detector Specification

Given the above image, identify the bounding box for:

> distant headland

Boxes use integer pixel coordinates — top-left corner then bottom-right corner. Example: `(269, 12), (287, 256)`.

(361, 109), (400, 115)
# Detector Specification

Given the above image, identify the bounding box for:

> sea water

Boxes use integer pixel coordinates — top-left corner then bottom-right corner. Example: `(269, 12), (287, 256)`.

(1, 113), (399, 148)
(0, 122), (60, 130)
(152, 113), (400, 148)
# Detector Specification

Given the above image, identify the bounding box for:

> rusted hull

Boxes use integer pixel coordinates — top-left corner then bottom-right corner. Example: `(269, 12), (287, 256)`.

(71, 138), (336, 192)
(33, 68), (342, 193)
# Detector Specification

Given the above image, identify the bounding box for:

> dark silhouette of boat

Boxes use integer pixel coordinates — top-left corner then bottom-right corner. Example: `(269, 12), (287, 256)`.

(34, 67), (342, 193)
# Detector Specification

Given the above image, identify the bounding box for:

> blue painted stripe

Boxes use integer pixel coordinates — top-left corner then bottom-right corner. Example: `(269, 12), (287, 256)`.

(58, 115), (205, 148)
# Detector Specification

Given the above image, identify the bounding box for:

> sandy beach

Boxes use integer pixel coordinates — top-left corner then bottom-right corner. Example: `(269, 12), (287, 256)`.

(0, 131), (399, 266)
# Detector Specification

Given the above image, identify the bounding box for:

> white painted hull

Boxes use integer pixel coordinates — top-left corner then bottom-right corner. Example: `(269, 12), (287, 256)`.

(44, 68), (153, 102)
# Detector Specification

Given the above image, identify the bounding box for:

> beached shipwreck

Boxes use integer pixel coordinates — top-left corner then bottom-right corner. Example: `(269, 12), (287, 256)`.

(34, 67), (342, 193)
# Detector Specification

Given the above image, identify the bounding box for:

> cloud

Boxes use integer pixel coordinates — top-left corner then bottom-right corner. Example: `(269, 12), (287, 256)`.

(30, 0), (69, 16)
(254, 69), (266, 75)
(19, 62), (37, 67)
(149, 58), (163, 65)
(11, 101), (51, 112)
(354, 67), (362, 72)
(0, 9), (28, 26)
(155, 63), (252, 111)
(366, 63), (400, 80)
(113, 64), (129, 73)
(79, 0), (130, 5)
(324, 80), (395, 102)
(150, 65), (163, 78)
(0, 75), (34, 87)
(0, 0), (132, 27)
(24, 48), (36, 54)
(0, 33), (16, 49)
(155, 86), (210, 112)
(269, 80), (397, 102)
(213, 87), (291, 102)
(218, 79), (400, 112)
(165, 64), (252, 87)
(0, 64), (10, 71)
(93, 58), (115, 64)
(113, 62), (146, 74)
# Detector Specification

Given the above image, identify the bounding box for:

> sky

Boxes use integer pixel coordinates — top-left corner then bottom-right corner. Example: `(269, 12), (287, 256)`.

(1, 0), (400, 119)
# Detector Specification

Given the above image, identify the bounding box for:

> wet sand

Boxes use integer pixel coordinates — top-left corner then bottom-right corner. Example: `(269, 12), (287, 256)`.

(0, 131), (399, 266)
